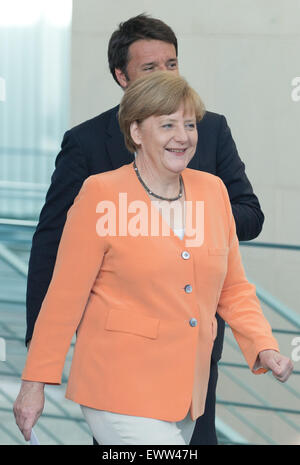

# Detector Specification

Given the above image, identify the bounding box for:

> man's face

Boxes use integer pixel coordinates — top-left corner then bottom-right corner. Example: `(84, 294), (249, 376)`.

(115, 39), (179, 88)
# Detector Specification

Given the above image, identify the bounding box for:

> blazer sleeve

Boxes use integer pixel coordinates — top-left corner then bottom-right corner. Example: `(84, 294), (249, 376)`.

(25, 130), (90, 346)
(216, 115), (265, 241)
(22, 176), (106, 384)
(216, 178), (279, 373)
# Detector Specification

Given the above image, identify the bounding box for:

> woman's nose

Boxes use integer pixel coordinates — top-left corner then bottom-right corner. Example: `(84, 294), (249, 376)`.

(174, 125), (189, 142)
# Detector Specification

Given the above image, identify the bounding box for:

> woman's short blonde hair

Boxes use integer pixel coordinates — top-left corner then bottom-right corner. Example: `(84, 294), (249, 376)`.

(118, 71), (205, 153)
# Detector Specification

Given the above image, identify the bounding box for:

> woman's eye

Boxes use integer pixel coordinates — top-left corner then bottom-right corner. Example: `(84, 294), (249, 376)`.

(162, 124), (173, 129)
(185, 123), (196, 130)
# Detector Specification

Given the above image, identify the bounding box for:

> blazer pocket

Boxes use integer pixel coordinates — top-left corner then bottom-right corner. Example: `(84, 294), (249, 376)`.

(105, 308), (160, 340)
(208, 247), (229, 256)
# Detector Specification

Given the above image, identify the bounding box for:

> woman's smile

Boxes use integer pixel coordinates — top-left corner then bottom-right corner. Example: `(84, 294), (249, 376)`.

(165, 147), (188, 155)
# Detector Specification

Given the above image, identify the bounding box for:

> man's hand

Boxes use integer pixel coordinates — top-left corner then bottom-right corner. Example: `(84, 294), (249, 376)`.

(13, 380), (45, 441)
(258, 350), (293, 382)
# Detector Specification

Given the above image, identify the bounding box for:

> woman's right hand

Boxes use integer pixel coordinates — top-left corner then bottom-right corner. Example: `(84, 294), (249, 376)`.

(13, 380), (45, 441)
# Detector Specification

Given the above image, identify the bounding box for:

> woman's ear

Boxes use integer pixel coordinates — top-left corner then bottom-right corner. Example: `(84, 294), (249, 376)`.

(130, 121), (141, 147)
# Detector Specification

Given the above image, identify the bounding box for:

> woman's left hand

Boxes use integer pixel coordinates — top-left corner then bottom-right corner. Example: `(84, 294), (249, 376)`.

(13, 380), (45, 441)
(258, 350), (294, 382)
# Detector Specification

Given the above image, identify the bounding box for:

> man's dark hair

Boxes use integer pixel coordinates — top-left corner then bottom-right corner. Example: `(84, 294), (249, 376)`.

(108, 14), (178, 86)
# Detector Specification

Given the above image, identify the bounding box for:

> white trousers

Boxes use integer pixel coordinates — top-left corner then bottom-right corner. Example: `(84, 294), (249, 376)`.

(80, 405), (195, 445)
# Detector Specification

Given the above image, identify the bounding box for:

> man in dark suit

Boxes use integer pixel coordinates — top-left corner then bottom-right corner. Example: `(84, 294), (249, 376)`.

(25, 14), (264, 445)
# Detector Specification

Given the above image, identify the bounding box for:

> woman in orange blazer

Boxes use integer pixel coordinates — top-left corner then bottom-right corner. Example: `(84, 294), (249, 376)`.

(14, 72), (293, 444)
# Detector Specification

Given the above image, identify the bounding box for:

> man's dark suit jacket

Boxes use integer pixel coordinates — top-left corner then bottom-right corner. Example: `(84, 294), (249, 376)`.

(25, 105), (264, 445)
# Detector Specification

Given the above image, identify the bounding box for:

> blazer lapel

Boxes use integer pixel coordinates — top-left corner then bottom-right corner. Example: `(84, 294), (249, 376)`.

(105, 105), (135, 170)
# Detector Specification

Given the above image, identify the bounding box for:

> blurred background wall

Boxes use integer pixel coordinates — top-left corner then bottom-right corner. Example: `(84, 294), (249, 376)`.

(0, 0), (299, 445)
(0, 0), (72, 218)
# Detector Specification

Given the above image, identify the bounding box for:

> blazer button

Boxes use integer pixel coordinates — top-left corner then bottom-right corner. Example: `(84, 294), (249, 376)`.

(181, 251), (190, 260)
(189, 318), (198, 327)
(184, 284), (192, 293)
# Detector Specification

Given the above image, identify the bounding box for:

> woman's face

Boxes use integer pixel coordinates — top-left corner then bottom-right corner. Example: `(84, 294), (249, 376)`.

(131, 103), (198, 175)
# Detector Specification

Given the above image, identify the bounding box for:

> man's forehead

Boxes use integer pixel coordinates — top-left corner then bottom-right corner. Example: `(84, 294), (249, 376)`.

(128, 39), (177, 62)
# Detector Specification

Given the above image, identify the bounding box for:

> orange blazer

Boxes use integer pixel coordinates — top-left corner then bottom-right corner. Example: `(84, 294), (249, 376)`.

(22, 162), (279, 421)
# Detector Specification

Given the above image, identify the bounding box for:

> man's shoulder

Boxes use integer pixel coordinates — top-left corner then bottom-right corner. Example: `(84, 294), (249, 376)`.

(60, 105), (120, 158)
(197, 110), (225, 131)
(69, 105), (119, 138)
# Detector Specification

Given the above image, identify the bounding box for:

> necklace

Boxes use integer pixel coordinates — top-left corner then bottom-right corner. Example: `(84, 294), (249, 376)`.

(133, 160), (183, 202)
